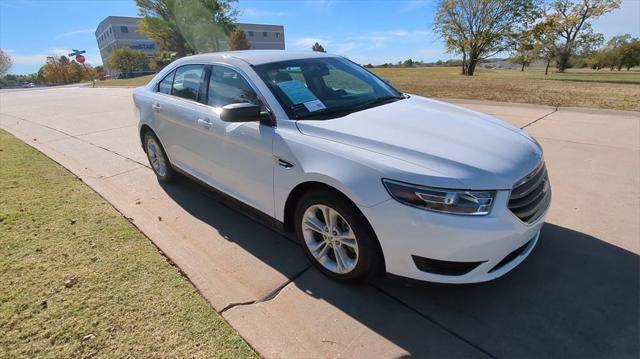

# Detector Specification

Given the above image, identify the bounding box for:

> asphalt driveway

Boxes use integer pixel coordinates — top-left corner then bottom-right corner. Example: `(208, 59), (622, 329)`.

(1, 87), (638, 358)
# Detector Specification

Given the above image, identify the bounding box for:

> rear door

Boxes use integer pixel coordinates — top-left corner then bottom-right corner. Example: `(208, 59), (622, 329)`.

(150, 64), (206, 170)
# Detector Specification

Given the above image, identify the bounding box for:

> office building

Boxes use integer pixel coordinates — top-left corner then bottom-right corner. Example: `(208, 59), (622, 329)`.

(96, 16), (285, 75)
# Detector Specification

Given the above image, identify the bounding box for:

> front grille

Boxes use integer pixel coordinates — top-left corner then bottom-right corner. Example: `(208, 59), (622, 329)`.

(508, 161), (551, 223)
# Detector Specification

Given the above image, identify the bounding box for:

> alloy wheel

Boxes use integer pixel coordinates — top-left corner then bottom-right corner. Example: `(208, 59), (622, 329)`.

(301, 204), (359, 274)
(146, 136), (167, 177)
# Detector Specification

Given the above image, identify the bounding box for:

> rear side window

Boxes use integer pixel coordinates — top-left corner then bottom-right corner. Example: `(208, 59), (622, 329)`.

(157, 70), (175, 94)
(172, 65), (205, 101)
(207, 65), (258, 107)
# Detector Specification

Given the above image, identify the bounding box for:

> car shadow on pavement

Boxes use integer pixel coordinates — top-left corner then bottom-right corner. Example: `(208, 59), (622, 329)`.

(160, 176), (639, 358)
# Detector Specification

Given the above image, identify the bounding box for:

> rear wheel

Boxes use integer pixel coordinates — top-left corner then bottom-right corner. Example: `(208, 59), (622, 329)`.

(294, 190), (382, 281)
(143, 131), (175, 182)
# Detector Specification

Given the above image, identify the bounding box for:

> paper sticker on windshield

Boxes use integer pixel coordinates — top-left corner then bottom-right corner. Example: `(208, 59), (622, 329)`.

(276, 80), (318, 105)
(303, 99), (327, 112)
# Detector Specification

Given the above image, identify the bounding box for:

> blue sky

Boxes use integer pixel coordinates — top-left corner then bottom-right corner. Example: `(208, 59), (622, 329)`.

(1, 0), (639, 74)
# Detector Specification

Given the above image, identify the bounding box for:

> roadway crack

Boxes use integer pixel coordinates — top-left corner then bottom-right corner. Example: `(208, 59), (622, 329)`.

(520, 106), (559, 129)
(219, 265), (312, 314)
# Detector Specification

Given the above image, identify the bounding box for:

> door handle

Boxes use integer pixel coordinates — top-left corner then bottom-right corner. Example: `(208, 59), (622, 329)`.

(151, 103), (161, 112)
(197, 118), (212, 129)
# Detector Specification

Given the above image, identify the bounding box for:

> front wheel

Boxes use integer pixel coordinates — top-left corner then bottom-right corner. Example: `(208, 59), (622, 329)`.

(143, 131), (175, 182)
(294, 190), (382, 281)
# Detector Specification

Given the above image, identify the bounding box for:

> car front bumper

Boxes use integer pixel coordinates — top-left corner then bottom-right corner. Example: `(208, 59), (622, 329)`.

(360, 190), (548, 284)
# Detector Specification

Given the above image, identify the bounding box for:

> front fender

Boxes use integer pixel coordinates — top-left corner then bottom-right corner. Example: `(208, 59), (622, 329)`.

(273, 127), (393, 221)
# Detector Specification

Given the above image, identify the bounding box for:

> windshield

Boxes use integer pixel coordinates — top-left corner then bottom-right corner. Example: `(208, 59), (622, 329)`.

(253, 57), (403, 120)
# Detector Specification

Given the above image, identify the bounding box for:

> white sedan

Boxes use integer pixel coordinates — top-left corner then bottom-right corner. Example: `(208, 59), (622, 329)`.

(133, 50), (550, 284)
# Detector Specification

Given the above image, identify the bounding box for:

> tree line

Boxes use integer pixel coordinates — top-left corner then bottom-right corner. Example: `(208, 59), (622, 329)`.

(0, 49), (101, 86)
(587, 34), (640, 71)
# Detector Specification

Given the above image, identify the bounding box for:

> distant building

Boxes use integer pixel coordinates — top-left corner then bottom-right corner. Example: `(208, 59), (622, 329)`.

(95, 16), (156, 71)
(95, 16), (285, 75)
(234, 23), (285, 50)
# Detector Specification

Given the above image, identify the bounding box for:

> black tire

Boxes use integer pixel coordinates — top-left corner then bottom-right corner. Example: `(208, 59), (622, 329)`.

(143, 131), (175, 182)
(294, 189), (383, 281)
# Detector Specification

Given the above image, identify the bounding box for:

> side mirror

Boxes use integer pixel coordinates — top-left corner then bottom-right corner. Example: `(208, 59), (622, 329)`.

(220, 103), (273, 125)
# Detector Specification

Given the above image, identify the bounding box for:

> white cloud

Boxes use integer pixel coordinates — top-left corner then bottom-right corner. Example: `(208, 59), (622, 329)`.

(292, 37), (330, 49)
(9, 53), (49, 65)
(55, 28), (95, 39)
(9, 48), (102, 66)
(49, 48), (71, 56)
(333, 42), (357, 55)
(349, 30), (434, 49)
(242, 8), (289, 17)
(397, 0), (431, 13)
(289, 29), (440, 63)
(304, 0), (335, 12)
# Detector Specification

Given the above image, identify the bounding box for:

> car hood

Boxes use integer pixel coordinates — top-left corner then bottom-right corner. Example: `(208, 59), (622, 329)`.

(295, 96), (542, 190)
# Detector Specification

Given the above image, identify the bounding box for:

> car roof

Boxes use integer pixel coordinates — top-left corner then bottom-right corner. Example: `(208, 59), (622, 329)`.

(185, 50), (339, 66)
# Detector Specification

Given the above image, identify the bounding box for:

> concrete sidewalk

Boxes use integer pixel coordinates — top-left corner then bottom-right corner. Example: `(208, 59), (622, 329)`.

(1, 88), (638, 358)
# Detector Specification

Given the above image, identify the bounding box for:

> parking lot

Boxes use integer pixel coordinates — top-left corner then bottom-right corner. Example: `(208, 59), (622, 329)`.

(1, 87), (638, 358)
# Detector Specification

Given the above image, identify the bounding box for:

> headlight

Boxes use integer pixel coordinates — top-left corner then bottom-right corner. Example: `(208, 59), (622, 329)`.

(382, 179), (495, 215)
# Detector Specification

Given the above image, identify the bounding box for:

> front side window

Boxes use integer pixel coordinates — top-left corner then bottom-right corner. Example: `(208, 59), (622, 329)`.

(120, 26), (128, 33)
(172, 65), (205, 101)
(254, 57), (402, 120)
(158, 70), (175, 94)
(208, 65), (258, 107)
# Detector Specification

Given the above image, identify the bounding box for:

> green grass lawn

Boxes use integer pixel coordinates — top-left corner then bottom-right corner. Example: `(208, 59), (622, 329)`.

(98, 66), (640, 111)
(0, 129), (257, 358)
(96, 75), (155, 87)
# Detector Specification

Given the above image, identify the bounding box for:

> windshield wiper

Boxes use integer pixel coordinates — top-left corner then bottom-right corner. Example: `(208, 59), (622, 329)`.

(352, 95), (405, 111)
(294, 106), (353, 120)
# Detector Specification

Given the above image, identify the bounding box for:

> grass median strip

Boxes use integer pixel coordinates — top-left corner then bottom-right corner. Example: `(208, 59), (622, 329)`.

(0, 129), (257, 358)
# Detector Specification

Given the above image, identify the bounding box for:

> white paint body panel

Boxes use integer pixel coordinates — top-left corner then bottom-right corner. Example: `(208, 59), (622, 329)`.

(133, 51), (549, 284)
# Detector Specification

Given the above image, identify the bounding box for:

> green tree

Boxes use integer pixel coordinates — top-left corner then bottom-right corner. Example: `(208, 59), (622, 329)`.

(618, 40), (640, 70)
(433, 0), (541, 76)
(0, 48), (11, 77)
(228, 28), (250, 50)
(107, 48), (150, 78)
(509, 1), (544, 71)
(546, 0), (620, 72)
(510, 30), (539, 71)
(605, 34), (635, 70)
(312, 42), (326, 52)
(403, 58), (415, 67)
(136, 0), (239, 57)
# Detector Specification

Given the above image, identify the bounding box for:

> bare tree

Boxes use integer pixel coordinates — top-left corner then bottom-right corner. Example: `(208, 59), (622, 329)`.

(433, 0), (540, 76)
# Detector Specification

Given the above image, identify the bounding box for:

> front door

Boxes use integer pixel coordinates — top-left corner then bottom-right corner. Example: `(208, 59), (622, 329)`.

(191, 65), (275, 216)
